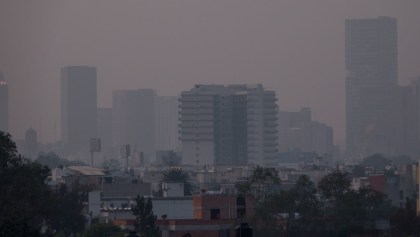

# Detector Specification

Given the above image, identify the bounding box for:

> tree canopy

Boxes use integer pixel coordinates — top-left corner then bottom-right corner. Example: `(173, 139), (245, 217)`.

(236, 165), (280, 202)
(131, 196), (159, 237)
(249, 171), (395, 237)
(159, 167), (193, 196)
(0, 131), (85, 236)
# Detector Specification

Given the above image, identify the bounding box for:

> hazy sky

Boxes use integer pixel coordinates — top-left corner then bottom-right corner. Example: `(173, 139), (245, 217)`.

(1, 0), (419, 148)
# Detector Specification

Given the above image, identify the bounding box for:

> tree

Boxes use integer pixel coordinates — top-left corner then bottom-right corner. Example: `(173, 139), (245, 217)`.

(131, 196), (159, 237)
(43, 184), (85, 236)
(391, 197), (420, 235)
(81, 221), (124, 237)
(0, 132), (52, 236)
(236, 166), (280, 202)
(292, 175), (320, 225)
(318, 170), (351, 199)
(159, 168), (193, 196)
(0, 131), (85, 236)
(318, 171), (393, 236)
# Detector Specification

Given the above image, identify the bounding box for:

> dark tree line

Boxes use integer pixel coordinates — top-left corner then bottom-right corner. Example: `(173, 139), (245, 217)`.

(242, 168), (415, 237)
(0, 131), (86, 236)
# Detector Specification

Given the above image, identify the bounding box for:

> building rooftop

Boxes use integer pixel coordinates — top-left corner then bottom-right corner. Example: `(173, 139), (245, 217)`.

(66, 166), (105, 176)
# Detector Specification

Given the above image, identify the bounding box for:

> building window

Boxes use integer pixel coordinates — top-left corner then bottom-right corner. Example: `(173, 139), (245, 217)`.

(211, 208), (220, 220)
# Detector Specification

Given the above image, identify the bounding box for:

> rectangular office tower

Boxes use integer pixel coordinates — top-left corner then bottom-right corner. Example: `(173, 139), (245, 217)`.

(112, 89), (156, 160)
(61, 66), (97, 154)
(345, 17), (398, 158)
(180, 84), (278, 166)
(0, 72), (8, 133)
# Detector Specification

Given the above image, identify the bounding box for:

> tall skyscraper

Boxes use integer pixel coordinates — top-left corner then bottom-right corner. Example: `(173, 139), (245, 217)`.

(61, 66), (97, 154)
(97, 107), (113, 155)
(180, 84), (278, 166)
(345, 17), (398, 157)
(155, 96), (180, 151)
(112, 89), (156, 160)
(0, 72), (8, 133)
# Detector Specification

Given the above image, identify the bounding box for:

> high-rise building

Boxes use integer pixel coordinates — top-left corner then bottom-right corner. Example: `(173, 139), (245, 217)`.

(24, 128), (38, 159)
(97, 107), (113, 156)
(155, 96), (180, 151)
(345, 17), (398, 157)
(112, 89), (156, 160)
(278, 108), (334, 163)
(180, 84), (278, 166)
(0, 71), (8, 133)
(61, 66), (97, 154)
(392, 79), (420, 158)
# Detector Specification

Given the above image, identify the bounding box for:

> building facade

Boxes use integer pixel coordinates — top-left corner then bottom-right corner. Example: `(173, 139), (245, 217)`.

(0, 72), (8, 133)
(180, 84), (278, 166)
(112, 89), (156, 161)
(345, 17), (398, 158)
(278, 108), (334, 163)
(61, 66), (97, 155)
(155, 96), (180, 151)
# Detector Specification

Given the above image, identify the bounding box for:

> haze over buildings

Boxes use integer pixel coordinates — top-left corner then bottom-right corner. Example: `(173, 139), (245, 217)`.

(278, 107), (334, 162)
(2, 1), (420, 148)
(61, 66), (97, 156)
(112, 89), (156, 160)
(345, 17), (420, 158)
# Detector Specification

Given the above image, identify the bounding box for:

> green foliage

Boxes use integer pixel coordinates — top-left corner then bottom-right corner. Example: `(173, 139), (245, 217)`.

(0, 131), (85, 236)
(236, 166), (280, 202)
(159, 168), (193, 196)
(44, 184), (86, 236)
(81, 222), (124, 237)
(250, 172), (394, 237)
(131, 196), (159, 237)
(318, 171), (393, 236)
(318, 170), (351, 198)
(391, 198), (420, 235)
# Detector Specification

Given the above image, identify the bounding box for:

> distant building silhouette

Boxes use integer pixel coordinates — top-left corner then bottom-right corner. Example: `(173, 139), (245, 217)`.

(61, 66), (97, 155)
(278, 108), (334, 164)
(97, 107), (113, 157)
(155, 96), (180, 151)
(24, 128), (38, 159)
(0, 71), (8, 133)
(180, 84), (278, 166)
(393, 79), (420, 157)
(112, 89), (156, 161)
(345, 17), (398, 158)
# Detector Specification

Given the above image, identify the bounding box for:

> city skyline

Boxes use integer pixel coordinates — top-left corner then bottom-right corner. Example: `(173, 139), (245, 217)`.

(1, 1), (420, 150)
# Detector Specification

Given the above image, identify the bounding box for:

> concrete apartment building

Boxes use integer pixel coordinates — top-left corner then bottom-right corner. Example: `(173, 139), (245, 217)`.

(61, 66), (97, 155)
(0, 71), (8, 133)
(180, 84), (278, 167)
